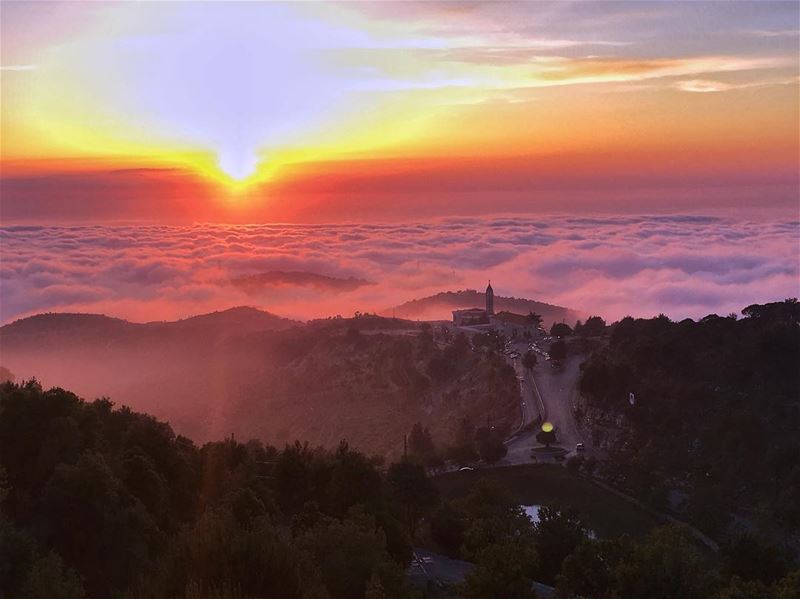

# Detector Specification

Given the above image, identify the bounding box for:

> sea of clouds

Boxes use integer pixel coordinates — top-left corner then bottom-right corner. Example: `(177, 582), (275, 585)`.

(1, 215), (797, 325)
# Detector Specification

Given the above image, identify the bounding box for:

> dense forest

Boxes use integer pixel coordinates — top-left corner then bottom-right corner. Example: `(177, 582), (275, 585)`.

(578, 299), (800, 538)
(2, 380), (799, 598)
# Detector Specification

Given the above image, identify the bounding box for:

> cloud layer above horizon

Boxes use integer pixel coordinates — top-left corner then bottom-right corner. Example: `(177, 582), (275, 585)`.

(1, 215), (797, 326)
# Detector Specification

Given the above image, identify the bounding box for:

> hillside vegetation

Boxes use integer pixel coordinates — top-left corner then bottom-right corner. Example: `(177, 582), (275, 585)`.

(2, 381), (798, 599)
(0, 310), (520, 457)
(579, 300), (800, 538)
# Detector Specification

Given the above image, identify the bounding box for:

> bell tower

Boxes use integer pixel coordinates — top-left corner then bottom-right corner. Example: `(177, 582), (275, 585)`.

(486, 281), (494, 316)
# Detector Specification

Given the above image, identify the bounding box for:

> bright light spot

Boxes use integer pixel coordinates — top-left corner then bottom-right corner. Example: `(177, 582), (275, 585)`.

(541, 422), (554, 433)
(218, 148), (259, 181)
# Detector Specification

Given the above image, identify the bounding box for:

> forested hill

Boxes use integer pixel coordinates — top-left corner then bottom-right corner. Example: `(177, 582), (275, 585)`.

(579, 299), (800, 539)
(0, 306), (297, 341)
(386, 290), (582, 326)
(0, 312), (520, 456)
(0, 380), (417, 599)
(3, 380), (799, 599)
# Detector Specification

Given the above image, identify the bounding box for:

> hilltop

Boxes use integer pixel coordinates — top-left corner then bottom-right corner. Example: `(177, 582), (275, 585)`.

(0, 309), (520, 456)
(386, 289), (582, 327)
(229, 270), (372, 294)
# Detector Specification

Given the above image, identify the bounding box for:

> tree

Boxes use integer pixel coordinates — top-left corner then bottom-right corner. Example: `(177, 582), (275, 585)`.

(720, 534), (792, 585)
(536, 429), (556, 448)
(455, 481), (537, 565)
(327, 441), (383, 516)
(429, 502), (467, 557)
(19, 552), (86, 599)
(447, 418), (478, 464)
(364, 572), (387, 599)
(532, 506), (588, 584)
(386, 461), (438, 538)
(612, 526), (716, 599)
(712, 577), (771, 599)
(773, 570), (800, 599)
(295, 508), (404, 599)
(548, 340), (567, 363)
(611, 316), (636, 345)
(557, 537), (633, 599)
(463, 539), (537, 599)
(476, 430), (507, 464)
(407, 423), (439, 466)
(521, 351), (537, 370)
(580, 316), (607, 337)
(550, 322), (573, 338)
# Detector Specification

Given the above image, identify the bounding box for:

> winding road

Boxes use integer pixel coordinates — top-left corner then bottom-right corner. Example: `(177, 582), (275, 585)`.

(503, 340), (586, 465)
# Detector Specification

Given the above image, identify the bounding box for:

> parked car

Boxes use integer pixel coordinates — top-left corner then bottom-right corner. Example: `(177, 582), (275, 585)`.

(575, 442), (585, 452)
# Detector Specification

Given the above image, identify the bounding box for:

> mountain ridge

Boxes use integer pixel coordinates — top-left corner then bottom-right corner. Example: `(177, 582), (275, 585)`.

(386, 289), (584, 326)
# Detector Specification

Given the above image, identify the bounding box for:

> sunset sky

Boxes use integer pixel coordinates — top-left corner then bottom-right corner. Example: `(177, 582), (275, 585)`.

(1, 1), (798, 324)
(2, 0), (798, 222)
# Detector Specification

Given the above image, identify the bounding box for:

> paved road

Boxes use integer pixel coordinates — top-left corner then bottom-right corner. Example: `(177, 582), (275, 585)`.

(502, 340), (586, 465)
(408, 548), (556, 597)
(531, 352), (583, 450)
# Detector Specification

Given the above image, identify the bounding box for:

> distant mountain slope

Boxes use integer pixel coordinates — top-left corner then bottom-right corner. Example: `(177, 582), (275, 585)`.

(386, 290), (583, 327)
(161, 306), (298, 331)
(0, 306), (296, 347)
(0, 309), (520, 456)
(230, 270), (372, 294)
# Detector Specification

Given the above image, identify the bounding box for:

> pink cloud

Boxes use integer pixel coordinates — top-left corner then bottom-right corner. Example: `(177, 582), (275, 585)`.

(1, 215), (797, 325)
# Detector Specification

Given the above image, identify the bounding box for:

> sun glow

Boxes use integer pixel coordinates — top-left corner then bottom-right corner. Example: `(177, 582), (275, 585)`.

(1, 0), (797, 214)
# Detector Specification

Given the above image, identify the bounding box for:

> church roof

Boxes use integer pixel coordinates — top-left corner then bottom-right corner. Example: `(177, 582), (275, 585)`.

(453, 307), (487, 314)
(492, 311), (532, 325)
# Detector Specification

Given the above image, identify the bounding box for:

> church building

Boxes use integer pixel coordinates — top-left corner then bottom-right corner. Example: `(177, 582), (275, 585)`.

(452, 282), (539, 338)
(451, 282), (494, 326)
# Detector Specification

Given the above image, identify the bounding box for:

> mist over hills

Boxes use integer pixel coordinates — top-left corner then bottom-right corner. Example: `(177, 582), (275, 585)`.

(386, 289), (583, 326)
(1, 306), (297, 340)
(0, 307), (520, 456)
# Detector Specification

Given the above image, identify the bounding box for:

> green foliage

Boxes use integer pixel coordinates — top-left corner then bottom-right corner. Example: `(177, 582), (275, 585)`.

(576, 316), (607, 337)
(429, 503), (467, 557)
(773, 570), (800, 599)
(295, 508), (406, 599)
(579, 300), (800, 533)
(386, 460), (438, 538)
(454, 481), (536, 563)
(532, 507), (589, 585)
(462, 539), (538, 599)
(0, 381), (433, 599)
(474, 429), (507, 464)
(557, 537), (634, 598)
(0, 518), (86, 599)
(521, 351), (538, 370)
(446, 418), (478, 465)
(550, 323), (573, 338)
(720, 534), (793, 585)
(407, 423), (441, 468)
(556, 527), (716, 599)
(19, 552), (87, 599)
